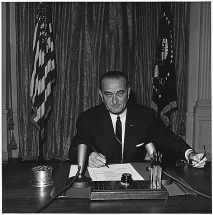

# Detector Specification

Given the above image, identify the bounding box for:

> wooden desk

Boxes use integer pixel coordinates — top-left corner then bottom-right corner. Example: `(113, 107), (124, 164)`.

(2, 159), (212, 213)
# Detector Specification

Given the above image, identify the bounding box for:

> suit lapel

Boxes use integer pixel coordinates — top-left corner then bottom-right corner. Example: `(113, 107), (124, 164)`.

(98, 104), (118, 148)
(123, 104), (137, 160)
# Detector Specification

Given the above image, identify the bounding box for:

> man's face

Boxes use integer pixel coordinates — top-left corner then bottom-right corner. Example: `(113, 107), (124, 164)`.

(99, 77), (130, 115)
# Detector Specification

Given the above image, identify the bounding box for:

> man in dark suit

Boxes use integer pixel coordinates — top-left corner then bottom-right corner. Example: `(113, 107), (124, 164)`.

(68, 71), (206, 168)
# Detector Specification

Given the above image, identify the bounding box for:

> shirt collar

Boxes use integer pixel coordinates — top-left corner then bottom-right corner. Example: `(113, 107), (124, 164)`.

(109, 108), (127, 120)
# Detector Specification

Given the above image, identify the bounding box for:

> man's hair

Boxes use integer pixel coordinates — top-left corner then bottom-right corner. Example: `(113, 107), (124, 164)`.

(99, 71), (129, 91)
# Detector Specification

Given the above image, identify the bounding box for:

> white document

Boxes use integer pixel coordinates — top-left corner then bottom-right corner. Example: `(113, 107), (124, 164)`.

(87, 163), (144, 181)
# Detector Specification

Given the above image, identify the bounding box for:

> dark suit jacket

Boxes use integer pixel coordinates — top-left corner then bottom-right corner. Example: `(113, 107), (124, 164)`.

(68, 101), (191, 164)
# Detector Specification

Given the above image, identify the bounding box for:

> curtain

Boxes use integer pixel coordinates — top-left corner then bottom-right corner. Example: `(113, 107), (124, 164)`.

(170, 3), (187, 136)
(16, 2), (186, 160)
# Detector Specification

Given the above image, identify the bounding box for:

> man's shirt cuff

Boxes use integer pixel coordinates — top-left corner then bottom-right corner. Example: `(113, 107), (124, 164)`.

(185, 149), (195, 161)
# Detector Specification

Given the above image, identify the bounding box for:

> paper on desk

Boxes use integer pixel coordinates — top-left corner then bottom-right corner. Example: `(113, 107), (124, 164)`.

(87, 163), (144, 181)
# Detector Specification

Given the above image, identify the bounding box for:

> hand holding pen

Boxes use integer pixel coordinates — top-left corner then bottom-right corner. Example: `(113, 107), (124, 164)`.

(88, 147), (109, 168)
(189, 145), (207, 168)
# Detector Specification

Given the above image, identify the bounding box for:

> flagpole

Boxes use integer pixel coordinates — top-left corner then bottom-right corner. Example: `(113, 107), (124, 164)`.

(38, 130), (44, 165)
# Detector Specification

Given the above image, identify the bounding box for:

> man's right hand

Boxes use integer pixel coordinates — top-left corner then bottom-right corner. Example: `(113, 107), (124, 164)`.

(88, 152), (107, 168)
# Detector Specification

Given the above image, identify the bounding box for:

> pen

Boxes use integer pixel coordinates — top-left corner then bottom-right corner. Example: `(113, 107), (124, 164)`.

(92, 146), (109, 168)
(200, 145), (206, 161)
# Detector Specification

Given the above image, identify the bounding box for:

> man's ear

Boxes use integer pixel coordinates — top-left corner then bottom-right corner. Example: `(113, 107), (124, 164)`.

(99, 90), (104, 101)
(127, 87), (131, 99)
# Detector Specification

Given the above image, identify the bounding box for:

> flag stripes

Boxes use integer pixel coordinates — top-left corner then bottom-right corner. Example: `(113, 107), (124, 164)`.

(30, 3), (56, 139)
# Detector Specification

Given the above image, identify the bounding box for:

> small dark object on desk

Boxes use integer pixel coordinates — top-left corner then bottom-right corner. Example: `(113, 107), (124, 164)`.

(121, 173), (133, 186)
(176, 159), (186, 167)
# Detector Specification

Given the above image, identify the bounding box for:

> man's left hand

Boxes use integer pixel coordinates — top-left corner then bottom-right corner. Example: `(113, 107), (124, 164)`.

(189, 153), (207, 168)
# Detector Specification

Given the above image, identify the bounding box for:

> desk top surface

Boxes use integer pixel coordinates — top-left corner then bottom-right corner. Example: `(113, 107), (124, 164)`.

(2, 159), (212, 213)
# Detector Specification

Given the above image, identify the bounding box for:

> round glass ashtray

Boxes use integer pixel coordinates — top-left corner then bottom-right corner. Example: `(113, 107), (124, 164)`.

(31, 165), (54, 187)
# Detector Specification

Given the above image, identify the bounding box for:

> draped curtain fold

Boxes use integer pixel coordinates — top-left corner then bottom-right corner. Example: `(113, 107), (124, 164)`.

(16, 2), (186, 160)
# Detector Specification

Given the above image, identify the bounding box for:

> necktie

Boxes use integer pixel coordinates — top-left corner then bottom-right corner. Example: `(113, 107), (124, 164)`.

(116, 116), (122, 161)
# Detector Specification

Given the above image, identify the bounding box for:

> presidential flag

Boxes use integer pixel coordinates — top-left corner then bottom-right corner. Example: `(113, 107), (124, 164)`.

(151, 2), (178, 126)
(30, 3), (56, 141)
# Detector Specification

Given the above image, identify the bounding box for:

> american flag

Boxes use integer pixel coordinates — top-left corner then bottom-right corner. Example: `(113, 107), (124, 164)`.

(30, 3), (56, 141)
(151, 2), (178, 126)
